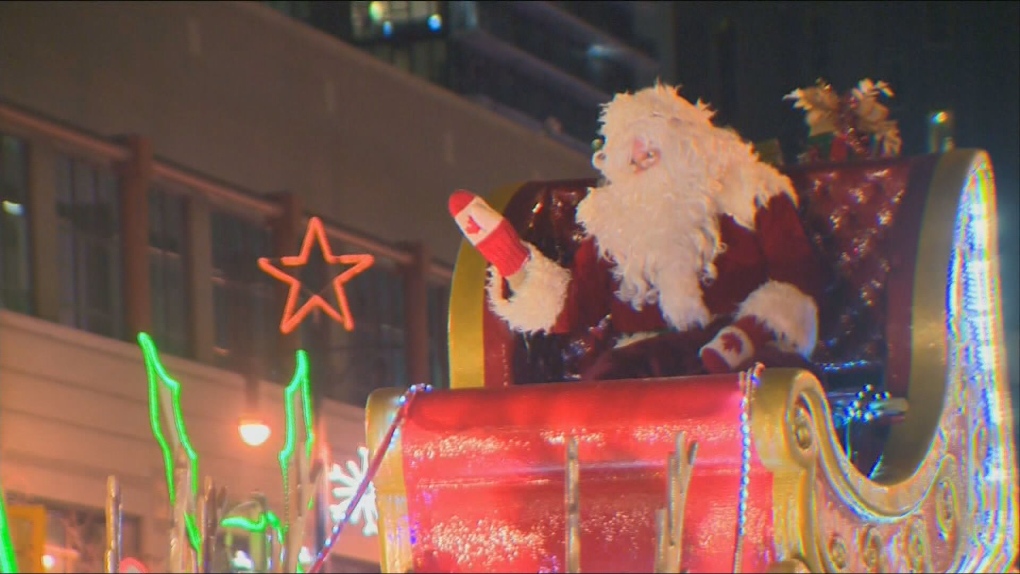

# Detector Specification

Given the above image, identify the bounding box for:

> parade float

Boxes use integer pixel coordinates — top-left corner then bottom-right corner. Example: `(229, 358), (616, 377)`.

(0, 80), (1015, 574)
(365, 81), (1019, 573)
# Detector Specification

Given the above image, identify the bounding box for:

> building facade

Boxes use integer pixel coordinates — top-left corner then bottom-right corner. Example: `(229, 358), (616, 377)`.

(0, 1), (600, 571)
(264, 0), (671, 147)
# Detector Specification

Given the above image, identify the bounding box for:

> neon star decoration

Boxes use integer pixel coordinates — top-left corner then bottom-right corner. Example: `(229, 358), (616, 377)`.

(258, 216), (375, 335)
(328, 446), (379, 536)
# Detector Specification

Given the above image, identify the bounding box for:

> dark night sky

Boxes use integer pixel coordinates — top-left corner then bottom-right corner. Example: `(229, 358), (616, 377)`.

(671, 1), (1019, 396)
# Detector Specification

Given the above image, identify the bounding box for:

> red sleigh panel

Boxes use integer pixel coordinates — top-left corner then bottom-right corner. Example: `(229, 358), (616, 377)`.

(371, 374), (774, 573)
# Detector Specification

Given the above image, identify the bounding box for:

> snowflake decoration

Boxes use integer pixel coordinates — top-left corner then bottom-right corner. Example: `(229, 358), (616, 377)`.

(328, 446), (379, 536)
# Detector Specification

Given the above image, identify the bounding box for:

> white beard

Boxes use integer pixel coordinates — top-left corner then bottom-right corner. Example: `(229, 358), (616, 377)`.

(575, 166), (722, 331)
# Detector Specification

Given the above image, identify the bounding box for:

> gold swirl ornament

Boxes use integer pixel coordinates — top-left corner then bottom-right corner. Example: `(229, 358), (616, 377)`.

(750, 149), (1017, 574)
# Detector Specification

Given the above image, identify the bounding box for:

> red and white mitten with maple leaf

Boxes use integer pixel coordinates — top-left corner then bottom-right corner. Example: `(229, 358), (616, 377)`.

(699, 316), (774, 374)
(448, 190), (531, 277)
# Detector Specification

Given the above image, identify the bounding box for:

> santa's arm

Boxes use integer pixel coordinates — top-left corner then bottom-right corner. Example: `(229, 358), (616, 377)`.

(485, 243), (572, 333)
(701, 192), (827, 372)
(450, 191), (606, 335)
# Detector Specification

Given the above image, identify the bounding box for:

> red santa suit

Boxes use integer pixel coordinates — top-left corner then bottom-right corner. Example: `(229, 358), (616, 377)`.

(453, 83), (829, 381)
(484, 188), (828, 380)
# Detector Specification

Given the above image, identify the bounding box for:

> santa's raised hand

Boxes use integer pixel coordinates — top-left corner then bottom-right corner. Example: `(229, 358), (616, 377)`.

(449, 190), (531, 278)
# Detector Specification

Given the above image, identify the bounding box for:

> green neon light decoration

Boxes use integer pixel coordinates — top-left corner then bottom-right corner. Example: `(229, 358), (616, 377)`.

(0, 485), (18, 574)
(220, 510), (284, 542)
(277, 349), (315, 537)
(137, 332), (202, 552)
(138, 332), (318, 569)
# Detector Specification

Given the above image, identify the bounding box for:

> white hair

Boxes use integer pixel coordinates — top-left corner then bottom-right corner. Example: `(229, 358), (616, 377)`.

(578, 83), (795, 331)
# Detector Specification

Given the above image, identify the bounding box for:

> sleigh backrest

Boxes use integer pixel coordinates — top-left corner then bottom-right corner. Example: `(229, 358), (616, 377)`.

(448, 153), (956, 398)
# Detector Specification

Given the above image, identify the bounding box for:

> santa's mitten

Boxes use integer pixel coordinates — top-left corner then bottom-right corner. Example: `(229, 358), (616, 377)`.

(699, 316), (774, 374)
(448, 190), (530, 277)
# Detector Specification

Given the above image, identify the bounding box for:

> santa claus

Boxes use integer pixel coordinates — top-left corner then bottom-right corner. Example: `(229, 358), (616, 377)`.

(449, 84), (829, 380)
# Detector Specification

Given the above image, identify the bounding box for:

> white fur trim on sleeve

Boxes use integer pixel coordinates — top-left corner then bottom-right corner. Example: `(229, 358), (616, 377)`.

(486, 243), (571, 334)
(736, 280), (818, 357)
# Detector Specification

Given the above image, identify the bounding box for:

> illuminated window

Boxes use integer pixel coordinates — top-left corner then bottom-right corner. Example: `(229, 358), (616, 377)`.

(351, 1), (443, 41)
(149, 184), (190, 356)
(210, 211), (278, 377)
(426, 282), (449, 388)
(56, 154), (124, 339)
(0, 133), (31, 314)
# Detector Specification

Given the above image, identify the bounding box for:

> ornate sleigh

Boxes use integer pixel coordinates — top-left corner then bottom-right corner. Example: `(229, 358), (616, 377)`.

(366, 149), (1018, 573)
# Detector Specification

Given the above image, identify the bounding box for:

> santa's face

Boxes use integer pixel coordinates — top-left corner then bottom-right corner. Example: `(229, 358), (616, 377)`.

(592, 116), (667, 188)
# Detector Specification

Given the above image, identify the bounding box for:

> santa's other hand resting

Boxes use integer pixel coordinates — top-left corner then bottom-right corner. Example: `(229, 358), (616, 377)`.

(449, 84), (829, 380)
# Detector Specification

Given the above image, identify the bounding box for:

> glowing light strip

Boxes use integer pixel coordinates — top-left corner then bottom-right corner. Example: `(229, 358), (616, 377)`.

(958, 162), (1015, 570)
(137, 332), (202, 552)
(0, 484), (18, 573)
(947, 160), (1017, 572)
(277, 348), (314, 547)
(220, 511), (284, 542)
(278, 349), (315, 477)
(733, 366), (758, 574)
(307, 384), (432, 574)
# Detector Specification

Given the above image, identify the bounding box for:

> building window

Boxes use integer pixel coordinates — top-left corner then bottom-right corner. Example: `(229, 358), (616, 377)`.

(149, 185), (190, 356)
(210, 211), (277, 377)
(4, 494), (141, 574)
(426, 281), (449, 388)
(56, 154), (123, 339)
(0, 133), (31, 314)
(351, 1), (443, 41)
(314, 258), (407, 406)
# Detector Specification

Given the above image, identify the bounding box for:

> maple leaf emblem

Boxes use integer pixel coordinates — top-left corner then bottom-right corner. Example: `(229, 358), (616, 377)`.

(465, 216), (482, 235)
(720, 332), (743, 354)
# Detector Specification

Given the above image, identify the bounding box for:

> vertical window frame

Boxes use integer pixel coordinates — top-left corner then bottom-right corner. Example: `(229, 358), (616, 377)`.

(315, 252), (408, 406)
(209, 209), (278, 378)
(0, 132), (33, 314)
(55, 152), (124, 339)
(426, 279), (450, 389)
(148, 182), (191, 357)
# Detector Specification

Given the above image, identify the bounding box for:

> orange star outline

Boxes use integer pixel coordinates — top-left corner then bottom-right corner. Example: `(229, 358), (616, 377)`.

(258, 216), (375, 335)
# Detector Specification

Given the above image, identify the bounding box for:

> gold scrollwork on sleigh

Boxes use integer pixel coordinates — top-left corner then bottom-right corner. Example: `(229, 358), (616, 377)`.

(750, 150), (1017, 574)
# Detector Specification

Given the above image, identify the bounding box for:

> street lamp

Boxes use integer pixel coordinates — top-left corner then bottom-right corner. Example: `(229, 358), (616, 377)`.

(238, 417), (271, 447)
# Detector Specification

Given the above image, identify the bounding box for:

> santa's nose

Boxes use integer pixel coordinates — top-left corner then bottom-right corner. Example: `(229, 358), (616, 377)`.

(630, 138), (659, 171)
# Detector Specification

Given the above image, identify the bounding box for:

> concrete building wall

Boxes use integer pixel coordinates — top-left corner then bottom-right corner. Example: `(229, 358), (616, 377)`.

(0, 0), (595, 266)
(0, 310), (377, 567)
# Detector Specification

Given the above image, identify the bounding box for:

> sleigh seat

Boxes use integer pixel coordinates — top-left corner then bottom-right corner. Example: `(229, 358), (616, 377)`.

(445, 154), (938, 472)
